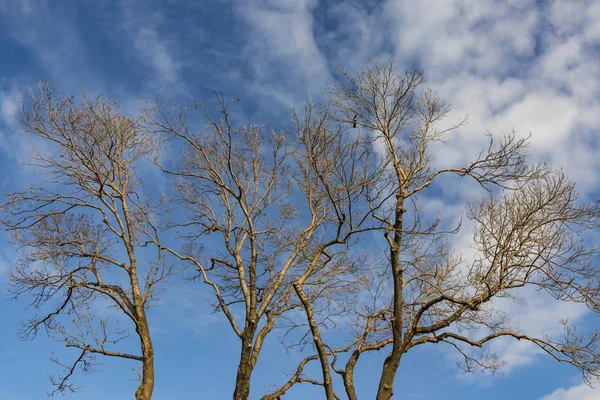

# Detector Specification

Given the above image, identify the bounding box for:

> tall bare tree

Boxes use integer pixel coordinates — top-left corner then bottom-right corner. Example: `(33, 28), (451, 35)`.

(0, 85), (170, 400)
(8, 65), (599, 400)
(275, 61), (600, 400)
(143, 95), (373, 400)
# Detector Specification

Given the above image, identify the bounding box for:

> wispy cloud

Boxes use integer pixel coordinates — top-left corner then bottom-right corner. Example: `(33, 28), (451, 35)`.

(0, 86), (20, 124)
(151, 283), (225, 337)
(117, 0), (182, 92)
(235, 0), (332, 108)
(133, 26), (180, 86)
(539, 383), (600, 400)
(0, 84), (38, 169)
(488, 287), (589, 373)
(0, 1), (100, 92)
(0, 0), (48, 14)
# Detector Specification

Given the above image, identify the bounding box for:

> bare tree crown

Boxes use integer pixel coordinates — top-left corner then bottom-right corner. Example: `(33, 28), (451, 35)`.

(1, 84), (167, 399)
(3, 64), (600, 400)
(280, 61), (600, 400)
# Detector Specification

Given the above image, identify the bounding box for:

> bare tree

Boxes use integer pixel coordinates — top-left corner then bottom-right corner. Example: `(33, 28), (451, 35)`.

(143, 95), (374, 400)
(0, 85), (170, 400)
(275, 61), (600, 400)
(10, 65), (598, 400)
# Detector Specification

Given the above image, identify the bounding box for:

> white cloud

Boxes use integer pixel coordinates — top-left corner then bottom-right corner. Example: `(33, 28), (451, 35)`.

(435, 217), (592, 376)
(1, 0), (599, 394)
(235, 0), (332, 107)
(132, 25), (180, 87)
(0, 86), (37, 168)
(319, 2), (392, 74)
(498, 90), (579, 150)
(386, 0), (539, 78)
(539, 383), (600, 400)
(382, 0), (600, 193)
(0, 87), (21, 124)
(4, 5), (90, 86)
(118, 0), (182, 92)
(488, 287), (589, 373)
(0, 245), (16, 283)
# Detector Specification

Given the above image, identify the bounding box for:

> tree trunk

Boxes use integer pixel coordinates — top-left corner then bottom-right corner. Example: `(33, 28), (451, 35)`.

(233, 324), (257, 400)
(123, 198), (155, 400)
(344, 350), (360, 400)
(376, 348), (403, 400)
(135, 314), (155, 400)
(376, 197), (405, 400)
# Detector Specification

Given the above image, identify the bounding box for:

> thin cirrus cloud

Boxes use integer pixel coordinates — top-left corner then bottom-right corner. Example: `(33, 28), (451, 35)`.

(117, 0), (183, 92)
(234, 0), (332, 107)
(0, 87), (20, 123)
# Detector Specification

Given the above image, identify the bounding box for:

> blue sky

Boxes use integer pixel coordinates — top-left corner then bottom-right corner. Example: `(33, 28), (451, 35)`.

(1, 0), (600, 399)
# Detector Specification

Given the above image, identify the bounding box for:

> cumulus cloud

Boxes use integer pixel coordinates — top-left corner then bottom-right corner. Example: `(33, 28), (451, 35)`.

(433, 212), (592, 377)
(385, 0), (539, 78)
(376, 0), (600, 377)
(381, 0), (600, 192)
